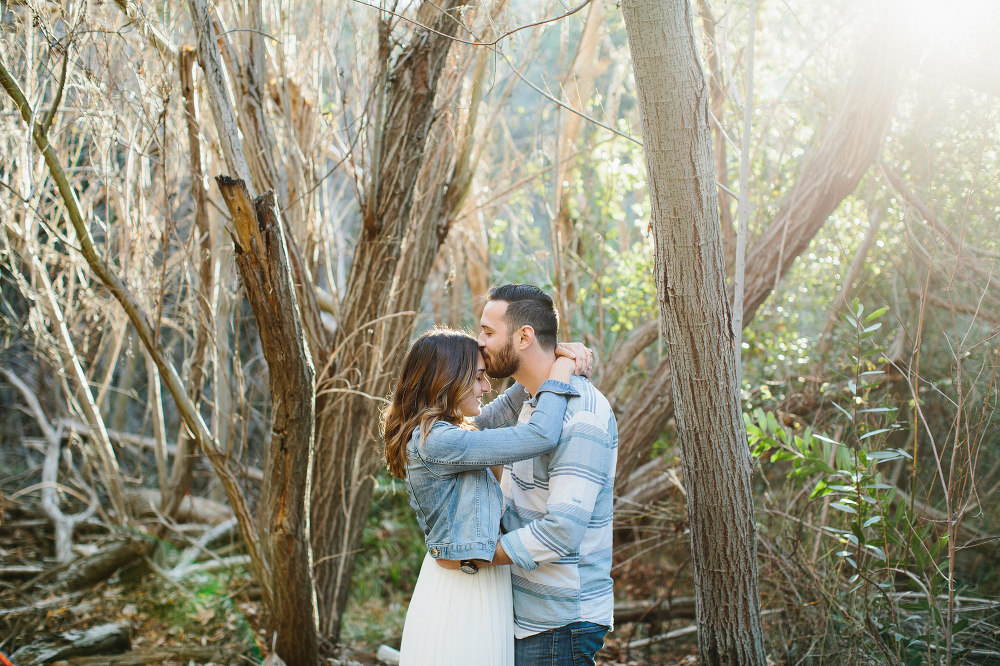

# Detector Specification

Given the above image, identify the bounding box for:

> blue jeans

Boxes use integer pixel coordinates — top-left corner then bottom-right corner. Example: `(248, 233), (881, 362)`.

(514, 622), (608, 666)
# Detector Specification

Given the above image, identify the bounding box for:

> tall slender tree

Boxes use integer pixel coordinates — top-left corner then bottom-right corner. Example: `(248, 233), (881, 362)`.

(620, 0), (765, 662)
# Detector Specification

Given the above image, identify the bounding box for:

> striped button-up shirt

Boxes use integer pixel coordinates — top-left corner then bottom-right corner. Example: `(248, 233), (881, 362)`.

(497, 375), (618, 638)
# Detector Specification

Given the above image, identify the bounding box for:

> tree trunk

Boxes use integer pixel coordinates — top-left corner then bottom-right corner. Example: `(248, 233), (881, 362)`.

(309, 0), (471, 638)
(160, 46), (213, 522)
(612, 15), (907, 487)
(217, 178), (318, 666)
(620, 0), (765, 662)
(186, 0), (479, 641)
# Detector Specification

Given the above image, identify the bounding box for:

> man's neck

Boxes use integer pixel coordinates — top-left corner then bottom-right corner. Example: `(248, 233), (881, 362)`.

(513, 347), (557, 397)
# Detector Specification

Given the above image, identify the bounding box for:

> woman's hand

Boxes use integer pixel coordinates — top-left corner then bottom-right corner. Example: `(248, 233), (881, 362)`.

(555, 342), (594, 378)
(435, 545), (511, 570)
(548, 356), (575, 384)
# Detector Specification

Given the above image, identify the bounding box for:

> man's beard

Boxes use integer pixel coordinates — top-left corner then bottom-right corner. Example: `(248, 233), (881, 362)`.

(482, 335), (520, 379)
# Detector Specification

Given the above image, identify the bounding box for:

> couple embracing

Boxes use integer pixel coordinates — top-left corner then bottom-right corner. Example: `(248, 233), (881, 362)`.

(382, 284), (619, 666)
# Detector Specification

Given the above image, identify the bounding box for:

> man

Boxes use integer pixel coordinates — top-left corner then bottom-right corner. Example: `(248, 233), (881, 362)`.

(460, 284), (618, 665)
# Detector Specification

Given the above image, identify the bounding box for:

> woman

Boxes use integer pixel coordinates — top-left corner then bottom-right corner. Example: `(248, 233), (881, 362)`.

(382, 328), (580, 665)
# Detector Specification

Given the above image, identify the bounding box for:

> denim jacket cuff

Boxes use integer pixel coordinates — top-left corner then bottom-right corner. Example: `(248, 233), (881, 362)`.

(535, 379), (580, 398)
(499, 532), (537, 571)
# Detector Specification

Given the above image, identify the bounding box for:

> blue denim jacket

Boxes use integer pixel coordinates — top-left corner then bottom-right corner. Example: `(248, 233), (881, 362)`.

(404, 379), (579, 561)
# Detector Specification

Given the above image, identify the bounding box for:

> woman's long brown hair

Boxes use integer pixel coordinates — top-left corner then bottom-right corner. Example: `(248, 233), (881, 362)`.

(382, 328), (480, 478)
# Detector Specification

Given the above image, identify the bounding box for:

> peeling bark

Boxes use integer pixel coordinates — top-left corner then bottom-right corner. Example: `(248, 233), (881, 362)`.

(217, 178), (318, 666)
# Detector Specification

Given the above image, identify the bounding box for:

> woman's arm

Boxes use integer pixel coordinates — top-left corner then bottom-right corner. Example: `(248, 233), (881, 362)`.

(473, 382), (530, 431)
(416, 359), (579, 472)
(473, 342), (591, 430)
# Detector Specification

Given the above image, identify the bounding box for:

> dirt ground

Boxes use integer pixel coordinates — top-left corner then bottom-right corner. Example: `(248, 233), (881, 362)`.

(1, 503), (700, 665)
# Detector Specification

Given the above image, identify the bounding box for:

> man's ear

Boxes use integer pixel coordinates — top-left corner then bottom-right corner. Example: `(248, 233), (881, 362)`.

(516, 325), (535, 350)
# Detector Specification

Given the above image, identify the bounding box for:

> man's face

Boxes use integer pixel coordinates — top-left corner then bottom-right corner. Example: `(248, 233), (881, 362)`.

(478, 300), (520, 379)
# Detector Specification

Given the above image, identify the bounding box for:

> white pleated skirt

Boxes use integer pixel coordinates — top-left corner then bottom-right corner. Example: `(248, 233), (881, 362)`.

(398, 553), (514, 666)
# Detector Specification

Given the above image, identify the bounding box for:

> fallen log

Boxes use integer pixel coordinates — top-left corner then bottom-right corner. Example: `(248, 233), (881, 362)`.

(66, 646), (222, 665)
(170, 517), (238, 577)
(126, 488), (234, 525)
(0, 565), (44, 578)
(0, 592), (81, 619)
(170, 555), (251, 580)
(613, 597), (696, 623)
(0, 519), (49, 530)
(627, 624), (697, 649)
(53, 536), (154, 591)
(10, 621), (130, 665)
(614, 457), (681, 513)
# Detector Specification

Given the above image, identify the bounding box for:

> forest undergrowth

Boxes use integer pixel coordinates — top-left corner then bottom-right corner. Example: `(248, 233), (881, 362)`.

(3, 401), (999, 665)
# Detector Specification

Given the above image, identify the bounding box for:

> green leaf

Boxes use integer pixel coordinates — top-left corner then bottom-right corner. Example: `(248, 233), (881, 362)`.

(866, 545), (887, 561)
(859, 428), (892, 441)
(830, 502), (857, 514)
(858, 407), (895, 414)
(953, 618), (969, 634)
(832, 402), (854, 422)
(850, 522), (865, 544)
(767, 412), (781, 436)
(814, 460), (836, 475)
(863, 515), (882, 528)
(866, 450), (904, 461)
(863, 322), (883, 334)
(865, 306), (889, 322)
(810, 480), (831, 500)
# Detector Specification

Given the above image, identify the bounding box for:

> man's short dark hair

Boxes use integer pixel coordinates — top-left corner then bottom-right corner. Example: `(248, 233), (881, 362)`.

(486, 284), (559, 351)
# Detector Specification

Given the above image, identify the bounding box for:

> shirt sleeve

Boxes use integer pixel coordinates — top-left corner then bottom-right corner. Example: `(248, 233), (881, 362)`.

(416, 380), (578, 474)
(473, 382), (529, 430)
(498, 408), (614, 571)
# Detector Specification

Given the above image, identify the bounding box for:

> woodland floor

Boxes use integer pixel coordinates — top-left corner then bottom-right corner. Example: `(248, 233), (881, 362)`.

(0, 502), (700, 665)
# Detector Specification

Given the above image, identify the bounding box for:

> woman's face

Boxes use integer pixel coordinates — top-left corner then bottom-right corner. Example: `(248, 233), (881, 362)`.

(458, 352), (492, 417)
